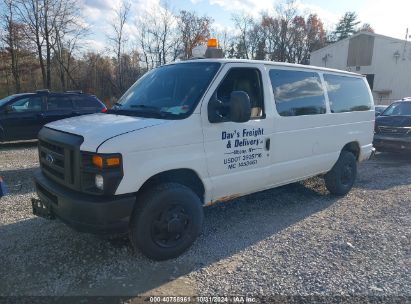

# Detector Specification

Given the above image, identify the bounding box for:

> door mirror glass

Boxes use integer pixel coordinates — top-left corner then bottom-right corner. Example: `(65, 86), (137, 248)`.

(229, 91), (251, 123)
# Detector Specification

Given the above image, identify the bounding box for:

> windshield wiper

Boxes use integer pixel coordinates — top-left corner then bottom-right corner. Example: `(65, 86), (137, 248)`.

(130, 104), (159, 110)
(108, 104), (171, 118)
(130, 105), (166, 115)
(125, 104), (170, 118)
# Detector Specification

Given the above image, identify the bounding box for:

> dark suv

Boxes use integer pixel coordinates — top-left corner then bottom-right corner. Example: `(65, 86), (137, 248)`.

(373, 100), (411, 152)
(0, 90), (106, 142)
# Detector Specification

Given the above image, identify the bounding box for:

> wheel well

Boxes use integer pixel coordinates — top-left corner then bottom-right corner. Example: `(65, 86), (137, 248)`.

(138, 169), (205, 203)
(342, 142), (360, 160)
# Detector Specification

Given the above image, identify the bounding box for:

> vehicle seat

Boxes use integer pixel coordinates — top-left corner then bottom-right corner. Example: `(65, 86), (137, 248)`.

(234, 78), (262, 117)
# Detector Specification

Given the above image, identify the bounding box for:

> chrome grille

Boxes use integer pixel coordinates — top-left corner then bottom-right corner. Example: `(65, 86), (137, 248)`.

(38, 128), (83, 190)
(39, 139), (73, 184)
(378, 126), (411, 135)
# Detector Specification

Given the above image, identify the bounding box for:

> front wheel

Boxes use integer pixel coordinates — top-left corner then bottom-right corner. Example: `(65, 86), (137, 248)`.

(129, 183), (204, 260)
(324, 151), (357, 196)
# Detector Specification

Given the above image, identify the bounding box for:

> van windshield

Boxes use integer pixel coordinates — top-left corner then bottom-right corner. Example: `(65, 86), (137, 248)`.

(382, 102), (411, 116)
(110, 62), (221, 119)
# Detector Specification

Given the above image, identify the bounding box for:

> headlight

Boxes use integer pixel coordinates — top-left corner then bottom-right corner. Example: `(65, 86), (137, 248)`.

(95, 174), (104, 190)
(81, 152), (123, 194)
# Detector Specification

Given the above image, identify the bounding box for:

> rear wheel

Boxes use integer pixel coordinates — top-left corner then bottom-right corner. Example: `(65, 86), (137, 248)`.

(129, 183), (204, 260)
(324, 151), (357, 196)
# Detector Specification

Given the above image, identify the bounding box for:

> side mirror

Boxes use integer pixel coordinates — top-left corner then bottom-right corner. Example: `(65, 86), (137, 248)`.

(208, 91), (251, 123)
(375, 111), (381, 116)
(229, 91), (251, 123)
(3, 105), (12, 113)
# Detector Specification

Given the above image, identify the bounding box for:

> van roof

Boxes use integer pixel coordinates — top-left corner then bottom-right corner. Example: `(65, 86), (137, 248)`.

(170, 58), (363, 77)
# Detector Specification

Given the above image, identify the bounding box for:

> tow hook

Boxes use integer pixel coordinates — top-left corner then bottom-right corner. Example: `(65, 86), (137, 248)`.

(31, 198), (55, 219)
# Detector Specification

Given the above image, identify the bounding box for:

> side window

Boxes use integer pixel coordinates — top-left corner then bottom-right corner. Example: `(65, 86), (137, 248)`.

(269, 69), (326, 116)
(9, 96), (42, 112)
(324, 74), (372, 113)
(72, 96), (98, 109)
(216, 68), (264, 119)
(47, 96), (73, 110)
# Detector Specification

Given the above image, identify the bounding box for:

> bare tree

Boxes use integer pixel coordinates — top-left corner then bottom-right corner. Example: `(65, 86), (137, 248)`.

(2, 0), (22, 92)
(177, 10), (212, 60)
(357, 23), (374, 33)
(136, 2), (177, 70)
(14, 0), (46, 87)
(260, 14), (280, 61)
(14, 0), (83, 89)
(108, 0), (130, 93)
(211, 27), (231, 57)
(275, 0), (298, 62)
(231, 13), (254, 59)
(51, 0), (88, 90)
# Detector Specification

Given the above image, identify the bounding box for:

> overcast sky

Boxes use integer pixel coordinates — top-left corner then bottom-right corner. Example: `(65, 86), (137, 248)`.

(81, 0), (411, 53)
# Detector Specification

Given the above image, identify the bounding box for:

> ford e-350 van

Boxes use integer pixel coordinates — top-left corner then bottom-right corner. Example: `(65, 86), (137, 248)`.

(32, 57), (374, 260)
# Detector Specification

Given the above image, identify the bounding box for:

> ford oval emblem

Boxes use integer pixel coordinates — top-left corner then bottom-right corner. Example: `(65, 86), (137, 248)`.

(46, 154), (54, 164)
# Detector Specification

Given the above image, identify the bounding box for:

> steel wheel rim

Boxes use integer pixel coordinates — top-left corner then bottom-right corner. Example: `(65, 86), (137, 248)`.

(151, 204), (190, 248)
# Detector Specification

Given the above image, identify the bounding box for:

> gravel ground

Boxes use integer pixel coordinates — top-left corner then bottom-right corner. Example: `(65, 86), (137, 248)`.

(0, 141), (410, 302)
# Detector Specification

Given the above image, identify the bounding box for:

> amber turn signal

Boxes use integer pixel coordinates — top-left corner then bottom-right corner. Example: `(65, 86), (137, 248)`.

(106, 157), (120, 167)
(92, 155), (121, 168)
(92, 155), (103, 168)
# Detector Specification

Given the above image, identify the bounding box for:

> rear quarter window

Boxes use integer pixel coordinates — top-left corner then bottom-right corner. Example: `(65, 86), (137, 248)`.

(72, 96), (100, 109)
(269, 69), (326, 116)
(47, 96), (73, 110)
(324, 74), (372, 113)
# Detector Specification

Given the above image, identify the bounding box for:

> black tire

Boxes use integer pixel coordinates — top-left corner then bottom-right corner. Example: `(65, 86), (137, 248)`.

(324, 151), (357, 196)
(129, 183), (204, 261)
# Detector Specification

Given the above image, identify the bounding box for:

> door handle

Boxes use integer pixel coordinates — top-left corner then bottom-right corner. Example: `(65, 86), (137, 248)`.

(72, 111), (81, 115)
(37, 113), (44, 118)
(265, 138), (270, 151)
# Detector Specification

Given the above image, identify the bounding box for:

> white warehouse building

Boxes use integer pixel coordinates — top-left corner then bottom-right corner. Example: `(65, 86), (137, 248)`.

(310, 32), (411, 105)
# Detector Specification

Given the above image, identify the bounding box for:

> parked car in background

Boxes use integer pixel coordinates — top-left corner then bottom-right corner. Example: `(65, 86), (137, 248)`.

(375, 105), (388, 116)
(374, 100), (411, 152)
(0, 90), (106, 142)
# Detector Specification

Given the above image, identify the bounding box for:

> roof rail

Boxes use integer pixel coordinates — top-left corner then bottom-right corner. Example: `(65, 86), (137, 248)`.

(65, 90), (83, 94)
(36, 89), (50, 94)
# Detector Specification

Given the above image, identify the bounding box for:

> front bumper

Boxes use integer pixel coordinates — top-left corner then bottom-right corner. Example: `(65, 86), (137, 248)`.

(33, 169), (135, 234)
(373, 134), (411, 152)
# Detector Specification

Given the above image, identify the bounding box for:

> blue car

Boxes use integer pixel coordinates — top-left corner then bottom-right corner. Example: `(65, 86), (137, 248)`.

(0, 90), (106, 142)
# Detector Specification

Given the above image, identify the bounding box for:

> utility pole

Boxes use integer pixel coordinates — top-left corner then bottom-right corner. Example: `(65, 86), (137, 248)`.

(402, 28), (410, 60)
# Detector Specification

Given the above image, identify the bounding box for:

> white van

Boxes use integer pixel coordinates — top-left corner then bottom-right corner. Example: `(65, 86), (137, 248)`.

(33, 52), (374, 260)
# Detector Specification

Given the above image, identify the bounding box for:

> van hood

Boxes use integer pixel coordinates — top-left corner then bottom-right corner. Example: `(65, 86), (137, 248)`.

(45, 113), (168, 151)
(376, 115), (411, 128)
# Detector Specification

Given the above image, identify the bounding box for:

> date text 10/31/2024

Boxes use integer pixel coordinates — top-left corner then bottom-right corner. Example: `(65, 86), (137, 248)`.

(149, 296), (257, 303)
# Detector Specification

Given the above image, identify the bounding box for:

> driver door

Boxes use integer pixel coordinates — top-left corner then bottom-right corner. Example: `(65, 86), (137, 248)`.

(2, 96), (45, 140)
(201, 63), (274, 202)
